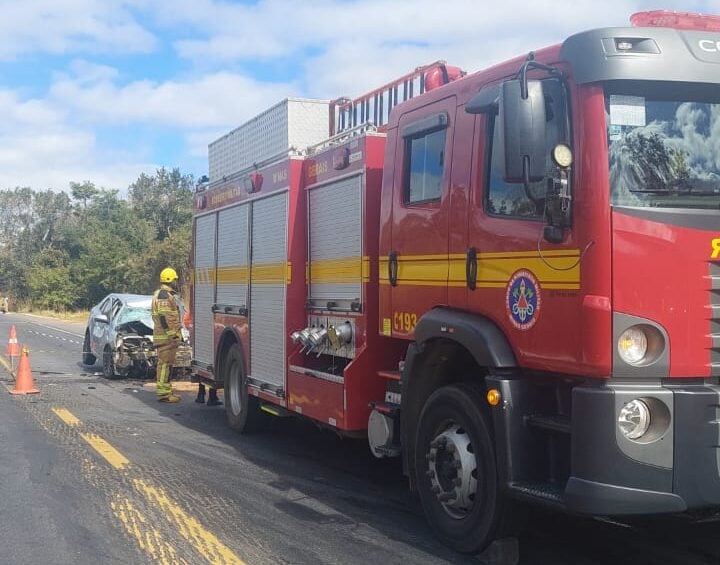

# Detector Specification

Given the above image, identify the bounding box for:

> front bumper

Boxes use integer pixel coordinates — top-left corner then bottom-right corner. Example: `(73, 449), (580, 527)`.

(566, 382), (720, 515)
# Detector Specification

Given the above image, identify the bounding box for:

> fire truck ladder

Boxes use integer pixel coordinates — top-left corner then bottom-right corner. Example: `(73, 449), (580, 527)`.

(329, 61), (464, 136)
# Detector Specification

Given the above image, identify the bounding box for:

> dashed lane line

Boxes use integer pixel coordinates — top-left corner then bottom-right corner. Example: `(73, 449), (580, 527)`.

(51, 407), (81, 426)
(23, 319), (84, 338)
(79, 433), (131, 470)
(27, 329), (81, 345)
(51, 407), (248, 565)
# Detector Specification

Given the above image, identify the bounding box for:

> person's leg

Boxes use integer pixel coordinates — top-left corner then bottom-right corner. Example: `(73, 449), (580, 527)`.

(156, 343), (180, 402)
(207, 387), (222, 406)
(195, 383), (206, 403)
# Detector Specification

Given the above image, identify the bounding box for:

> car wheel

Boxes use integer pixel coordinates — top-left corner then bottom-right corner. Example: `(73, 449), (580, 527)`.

(415, 382), (516, 554)
(224, 343), (265, 433)
(82, 331), (96, 366)
(102, 346), (116, 379)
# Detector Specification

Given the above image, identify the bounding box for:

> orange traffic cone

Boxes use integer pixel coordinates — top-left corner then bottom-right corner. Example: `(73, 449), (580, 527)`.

(5, 324), (19, 359)
(9, 345), (39, 395)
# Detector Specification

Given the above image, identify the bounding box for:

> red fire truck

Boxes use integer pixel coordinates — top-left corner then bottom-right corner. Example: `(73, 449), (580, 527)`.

(191, 11), (720, 553)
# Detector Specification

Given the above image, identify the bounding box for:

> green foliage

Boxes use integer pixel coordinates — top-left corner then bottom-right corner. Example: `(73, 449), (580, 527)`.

(0, 168), (195, 311)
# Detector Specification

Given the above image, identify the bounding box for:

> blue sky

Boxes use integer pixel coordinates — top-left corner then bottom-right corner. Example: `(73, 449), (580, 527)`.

(0, 0), (718, 192)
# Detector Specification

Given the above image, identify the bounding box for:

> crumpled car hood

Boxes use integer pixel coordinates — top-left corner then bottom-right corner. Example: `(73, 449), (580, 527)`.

(116, 318), (154, 336)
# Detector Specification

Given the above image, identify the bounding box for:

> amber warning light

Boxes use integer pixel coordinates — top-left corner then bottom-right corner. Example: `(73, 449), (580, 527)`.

(631, 10), (720, 32)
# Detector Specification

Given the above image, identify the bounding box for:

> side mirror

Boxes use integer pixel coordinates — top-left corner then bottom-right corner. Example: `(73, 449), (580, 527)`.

(500, 79), (547, 184)
(93, 314), (109, 324)
(465, 84), (499, 115)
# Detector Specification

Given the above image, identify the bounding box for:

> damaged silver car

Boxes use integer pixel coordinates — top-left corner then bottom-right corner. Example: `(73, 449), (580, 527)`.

(82, 293), (190, 378)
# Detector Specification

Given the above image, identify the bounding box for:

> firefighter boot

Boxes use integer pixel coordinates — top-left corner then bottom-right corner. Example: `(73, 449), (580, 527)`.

(206, 388), (222, 407)
(159, 394), (181, 403)
(195, 383), (206, 404)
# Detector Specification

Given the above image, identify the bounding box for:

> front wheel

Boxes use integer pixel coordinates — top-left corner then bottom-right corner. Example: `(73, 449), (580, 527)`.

(102, 346), (117, 379)
(82, 331), (96, 366)
(223, 343), (266, 433)
(415, 382), (515, 554)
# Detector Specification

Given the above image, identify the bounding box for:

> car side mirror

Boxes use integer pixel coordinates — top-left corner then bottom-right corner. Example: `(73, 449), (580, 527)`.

(93, 314), (109, 324)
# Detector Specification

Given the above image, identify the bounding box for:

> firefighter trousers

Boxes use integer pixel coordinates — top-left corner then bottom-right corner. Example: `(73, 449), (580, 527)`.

(155, 340), (179, 398)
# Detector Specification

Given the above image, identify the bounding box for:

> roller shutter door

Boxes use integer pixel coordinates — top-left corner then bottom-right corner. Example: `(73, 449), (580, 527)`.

(249, 192), (287, 388)
(193, 214), (216, 366)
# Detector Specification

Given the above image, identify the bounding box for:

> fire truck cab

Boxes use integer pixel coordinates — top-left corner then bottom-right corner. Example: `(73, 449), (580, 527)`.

(192, 11), (720, 553)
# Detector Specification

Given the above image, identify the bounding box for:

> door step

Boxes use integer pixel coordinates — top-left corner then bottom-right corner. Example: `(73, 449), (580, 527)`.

(525, 414), (571, 434)
(369, 401), (400, 417)
(507, 481), (566, 508)
(377, 369), (401, 381)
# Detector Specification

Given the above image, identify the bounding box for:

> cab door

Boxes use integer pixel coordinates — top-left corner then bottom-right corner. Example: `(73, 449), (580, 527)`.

(466, 78), (584, 372)
(382, 97), (456, 338)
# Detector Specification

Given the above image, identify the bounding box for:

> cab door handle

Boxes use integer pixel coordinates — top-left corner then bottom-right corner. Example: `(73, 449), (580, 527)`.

(388, 251), (399, 287)
(466, 247), (477, 290)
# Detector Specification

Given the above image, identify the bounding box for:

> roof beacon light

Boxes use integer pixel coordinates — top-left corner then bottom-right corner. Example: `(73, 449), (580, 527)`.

(630, 10), (720, 32)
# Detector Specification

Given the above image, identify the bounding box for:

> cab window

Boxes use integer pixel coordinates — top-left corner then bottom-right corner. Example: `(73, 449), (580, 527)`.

(403, 113), (449, 204)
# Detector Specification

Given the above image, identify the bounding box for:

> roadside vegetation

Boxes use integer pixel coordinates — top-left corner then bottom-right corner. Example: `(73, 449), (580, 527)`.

(0, 168), (194, 312)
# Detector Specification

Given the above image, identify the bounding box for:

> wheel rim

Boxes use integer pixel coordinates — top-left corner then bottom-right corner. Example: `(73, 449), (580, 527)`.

(425, 424), (478, 519)
(228, 357), (242, 417)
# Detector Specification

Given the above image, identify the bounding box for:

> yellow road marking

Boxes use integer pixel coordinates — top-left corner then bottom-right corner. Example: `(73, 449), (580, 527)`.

(52, 407), (81, 426)
(0, 352), (13, 375)
(133, 478), (246, 565)
(112, 496), (189, 565)
(80, 433), (130, 470)
(48, 408), (246, 564)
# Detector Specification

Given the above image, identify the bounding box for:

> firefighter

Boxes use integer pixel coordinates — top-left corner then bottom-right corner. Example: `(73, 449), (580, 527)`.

(152, 267), (182, 403)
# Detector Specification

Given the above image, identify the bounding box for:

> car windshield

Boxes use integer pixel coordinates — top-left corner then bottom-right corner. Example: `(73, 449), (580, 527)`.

(117, 306), (152, 325)
(607, 92), (720, 209)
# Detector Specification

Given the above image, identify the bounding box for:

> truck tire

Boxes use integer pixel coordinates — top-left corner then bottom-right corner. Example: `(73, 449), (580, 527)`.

(223, 343), (265, 433)
(82, 331), (96, 366)
(414, 382), (514, 554)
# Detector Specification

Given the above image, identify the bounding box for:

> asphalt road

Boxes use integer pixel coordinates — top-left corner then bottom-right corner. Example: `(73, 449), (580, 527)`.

(2, 312), (720, 565)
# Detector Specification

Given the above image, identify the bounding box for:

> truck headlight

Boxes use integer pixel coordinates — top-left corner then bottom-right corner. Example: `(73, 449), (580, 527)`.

(617, 324), (666, 367)
(618, 399), (651, 440)
(617, 327), (647, 365)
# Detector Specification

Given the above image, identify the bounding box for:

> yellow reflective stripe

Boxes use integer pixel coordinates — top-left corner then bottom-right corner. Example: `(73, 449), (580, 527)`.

(195, 262), (292, 285)
(380, 250), (581, 289)
(309, 256), (370, 283)
(251, 262), (288, 284)
(216, 266), (249, 284)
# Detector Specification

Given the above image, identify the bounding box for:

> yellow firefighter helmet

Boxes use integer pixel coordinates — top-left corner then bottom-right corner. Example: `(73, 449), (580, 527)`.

(160, 267), (179, 284)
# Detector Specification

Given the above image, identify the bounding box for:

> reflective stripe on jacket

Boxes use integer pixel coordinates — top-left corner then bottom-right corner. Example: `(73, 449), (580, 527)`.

(152, 284), (181, 343)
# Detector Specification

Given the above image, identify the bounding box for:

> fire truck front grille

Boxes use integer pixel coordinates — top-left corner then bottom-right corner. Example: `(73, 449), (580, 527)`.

(709, 262), (720, 377)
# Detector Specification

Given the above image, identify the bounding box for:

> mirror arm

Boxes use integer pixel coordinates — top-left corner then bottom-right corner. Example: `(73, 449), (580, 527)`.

(516, 55), (564, 99)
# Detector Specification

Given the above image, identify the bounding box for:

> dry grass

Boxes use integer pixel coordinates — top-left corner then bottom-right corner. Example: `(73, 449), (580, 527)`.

(20, 309), (90, 323)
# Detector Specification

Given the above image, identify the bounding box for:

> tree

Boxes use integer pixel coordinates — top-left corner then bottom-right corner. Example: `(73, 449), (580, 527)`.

(129, 168), (194, 240)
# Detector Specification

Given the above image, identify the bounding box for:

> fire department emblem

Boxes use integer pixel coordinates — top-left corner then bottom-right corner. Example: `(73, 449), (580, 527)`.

(506, 270), (541, 330)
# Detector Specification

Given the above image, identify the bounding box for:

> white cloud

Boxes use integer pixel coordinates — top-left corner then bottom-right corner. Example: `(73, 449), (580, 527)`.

(1, 0), (720, 191)
(0, 0), (156, 59)
(50, 70), (298, 128)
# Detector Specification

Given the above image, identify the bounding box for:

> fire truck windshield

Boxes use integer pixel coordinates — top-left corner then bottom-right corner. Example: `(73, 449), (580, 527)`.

(606, 91), (720, 209)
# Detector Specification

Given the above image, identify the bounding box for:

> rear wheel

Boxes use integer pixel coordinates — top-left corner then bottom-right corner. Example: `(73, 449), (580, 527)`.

(82, 331), (96, 366)
(223, 343), (266, 433)
(415, 382), (515, 554)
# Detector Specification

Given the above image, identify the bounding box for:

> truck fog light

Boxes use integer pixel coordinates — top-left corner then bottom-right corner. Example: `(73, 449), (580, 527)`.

(618, 399), (651, 440)
(618, 327), (648, 365)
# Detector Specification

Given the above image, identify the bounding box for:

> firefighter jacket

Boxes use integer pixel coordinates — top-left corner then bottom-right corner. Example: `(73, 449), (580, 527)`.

(151, 284), (181, 344)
